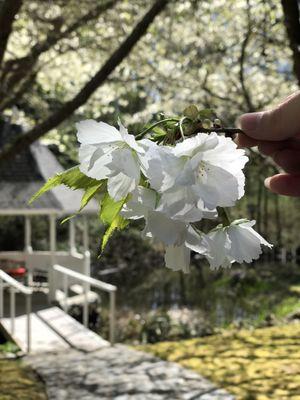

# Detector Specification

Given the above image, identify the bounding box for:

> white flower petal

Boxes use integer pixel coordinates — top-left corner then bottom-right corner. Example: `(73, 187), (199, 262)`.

(76, 120), (121, 144)
(202, 229), (232, 269)
(118, 121), (145, 153)
(78, 144), (112, 180)
(157, 191), (203, 222)
(173, 132), (218, 157)
(165, 245), (191, 273)
(108, 148), (140, 180)
(228, 221), (272, 263)
(139, 140), (182, 192)
(107, 172), (137, 201)
(185, 226), (206, 253)
(193, 164), (240, 209)
(144, 210), (188, 246)
(120, 187), (156, 220)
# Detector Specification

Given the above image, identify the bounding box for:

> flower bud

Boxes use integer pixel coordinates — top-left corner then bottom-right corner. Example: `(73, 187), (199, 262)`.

(203, 119), (213, 129)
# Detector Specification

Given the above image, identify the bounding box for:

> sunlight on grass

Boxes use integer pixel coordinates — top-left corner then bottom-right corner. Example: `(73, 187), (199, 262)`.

(139, 323), (300, 400)
(0, 359), (47, 400)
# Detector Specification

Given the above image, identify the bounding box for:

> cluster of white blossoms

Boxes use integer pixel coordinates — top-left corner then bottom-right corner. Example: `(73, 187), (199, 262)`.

(77, 119), (272, 272)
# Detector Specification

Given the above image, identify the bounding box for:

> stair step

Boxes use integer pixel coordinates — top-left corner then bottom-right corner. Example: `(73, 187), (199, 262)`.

(1, 312), (69, 353)
(37, 306), (109, 352)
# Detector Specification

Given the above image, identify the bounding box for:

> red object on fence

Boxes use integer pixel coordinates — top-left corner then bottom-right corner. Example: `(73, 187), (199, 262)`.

(6, 266), (26, 277)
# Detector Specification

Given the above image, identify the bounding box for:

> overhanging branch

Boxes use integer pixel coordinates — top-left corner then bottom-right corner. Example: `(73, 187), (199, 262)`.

(0, 0), (169, 165)
(0, 0), (118, 107)
(0, 0), (23, 68)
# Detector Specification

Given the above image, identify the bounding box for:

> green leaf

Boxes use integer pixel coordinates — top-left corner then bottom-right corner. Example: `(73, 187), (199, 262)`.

(30, 166), (99, 204)
(198, 108), (215, 120)
(60, 181), (104, 225)
(99, 193), (129, 252)
(79, 181), (104, 212)
(152, 126), (166, 137)
(99, 193), (128, 225)
(101, 215), (129, 252)
(183, 105), (199, 119)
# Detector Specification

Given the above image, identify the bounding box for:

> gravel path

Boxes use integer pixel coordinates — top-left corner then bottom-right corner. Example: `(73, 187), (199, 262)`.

(25, 345), (234, 400)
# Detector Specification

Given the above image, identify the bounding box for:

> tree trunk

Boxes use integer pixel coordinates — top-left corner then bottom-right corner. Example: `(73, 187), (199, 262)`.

(281, 0), (300, 86)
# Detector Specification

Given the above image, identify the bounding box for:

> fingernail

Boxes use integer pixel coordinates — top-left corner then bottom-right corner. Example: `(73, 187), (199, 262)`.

(240, 112), (263, 132)
(264, 177), (271, 188)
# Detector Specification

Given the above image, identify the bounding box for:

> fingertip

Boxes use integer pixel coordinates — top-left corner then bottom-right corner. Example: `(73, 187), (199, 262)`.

(240, 112), (263, 135)
(264, 177), (271, 189)
(235, 133), (259, 148)
(263, 173), (300, 196)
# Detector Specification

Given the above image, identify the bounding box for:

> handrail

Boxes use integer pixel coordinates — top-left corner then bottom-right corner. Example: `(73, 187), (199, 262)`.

(0, 269), (32, 352)
(53, 264), (117, 345)
(0, 270), (32, 295)
(53, 264), (116, 292)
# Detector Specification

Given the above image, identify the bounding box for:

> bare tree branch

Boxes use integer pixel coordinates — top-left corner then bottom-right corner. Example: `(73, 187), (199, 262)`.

(0, 0), (118, 106)
(281, 0), (300, 86)
(239, 0), (255, 112)
(0, 0), (23, 68)
(0, 0), (169, 165)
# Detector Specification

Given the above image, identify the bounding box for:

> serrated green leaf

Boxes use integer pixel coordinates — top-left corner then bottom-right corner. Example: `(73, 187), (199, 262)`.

(61, 214), (76, 225)
(183, 105), (198, 119)
(30, 166), (99, 204)
(79, 181), (104, 212)
(99, 193), (127, 225)
(101, 215), (129, 252)
(60, 181), (104, 225)
(99, 193), (130, 252)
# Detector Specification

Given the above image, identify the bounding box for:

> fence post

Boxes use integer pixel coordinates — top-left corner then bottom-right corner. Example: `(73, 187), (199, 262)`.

(26, 295), (31, 353)
(0, 278), (3, 318)
(49, 215), (57, 302)
(109, 291), (116, 345)
(63, 274), (68, 313)
(83, 283), (88, 328)
(10, 287), (15, 335)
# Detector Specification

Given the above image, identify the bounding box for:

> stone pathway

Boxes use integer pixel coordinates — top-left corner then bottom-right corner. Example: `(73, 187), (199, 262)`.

(25, 345), (234, 399)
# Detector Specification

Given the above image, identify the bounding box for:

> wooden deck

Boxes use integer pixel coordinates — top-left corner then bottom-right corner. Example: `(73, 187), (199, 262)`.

(1, 306), (109, 353)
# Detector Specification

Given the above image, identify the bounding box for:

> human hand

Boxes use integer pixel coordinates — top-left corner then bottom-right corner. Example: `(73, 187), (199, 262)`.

(237, 91), (300, 196)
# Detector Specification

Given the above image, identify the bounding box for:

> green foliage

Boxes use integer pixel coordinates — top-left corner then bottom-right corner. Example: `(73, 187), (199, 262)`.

(0, 341), (19, 354)
(274, 296), (300, 318)
(30, 166), (99, 203)
(80, 181), (104, 212)
(99, 194), (129, 251)
(101, 214), (128, 252)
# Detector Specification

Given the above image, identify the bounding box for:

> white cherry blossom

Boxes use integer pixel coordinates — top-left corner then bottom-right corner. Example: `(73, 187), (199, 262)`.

(77, 120), (144, 201)
(192, 220), (272, 269)
(164, 226), (205, 273)
(121, 186), (189, 246)
(172, 132), (248, 209)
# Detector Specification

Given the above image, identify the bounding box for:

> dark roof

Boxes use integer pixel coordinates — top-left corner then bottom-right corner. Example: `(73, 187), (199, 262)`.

(0, 120), (98, 215)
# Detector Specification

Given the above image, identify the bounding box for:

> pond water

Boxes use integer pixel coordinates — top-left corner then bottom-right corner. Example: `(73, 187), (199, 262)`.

(94, 259), (300, 328)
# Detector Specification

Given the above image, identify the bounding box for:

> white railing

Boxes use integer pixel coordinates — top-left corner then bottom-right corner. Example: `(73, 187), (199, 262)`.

(53, 264), (117, 345)
(0, 270), (32, 352)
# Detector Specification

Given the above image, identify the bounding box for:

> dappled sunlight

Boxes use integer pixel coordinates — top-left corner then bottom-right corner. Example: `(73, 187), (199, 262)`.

(140, 323), (300, 399)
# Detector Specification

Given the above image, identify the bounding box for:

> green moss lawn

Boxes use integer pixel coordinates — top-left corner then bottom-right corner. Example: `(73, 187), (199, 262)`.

(139, 323), (300, 400)
(0, 358), (46, 400)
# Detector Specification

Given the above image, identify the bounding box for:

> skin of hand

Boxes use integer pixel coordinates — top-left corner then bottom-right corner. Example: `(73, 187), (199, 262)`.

(236, 91), (300, 197)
